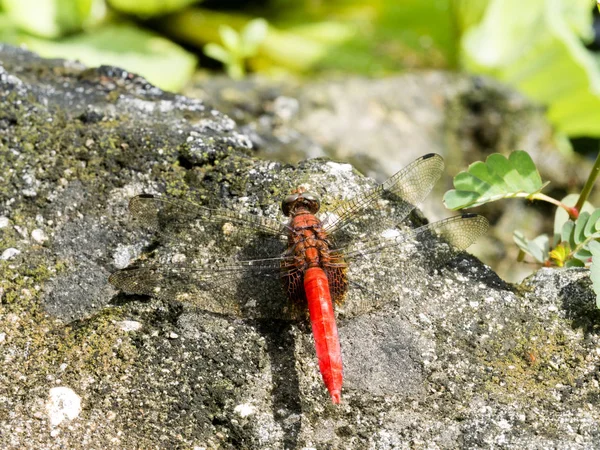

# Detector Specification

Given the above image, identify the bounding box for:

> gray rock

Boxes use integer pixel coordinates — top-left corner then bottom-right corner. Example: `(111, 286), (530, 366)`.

(0, 45), (599, 449)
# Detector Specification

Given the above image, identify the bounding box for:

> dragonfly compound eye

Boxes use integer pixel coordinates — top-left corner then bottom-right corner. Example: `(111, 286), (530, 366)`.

(301, 192), (321, 214)
(282, 193), (300, 216)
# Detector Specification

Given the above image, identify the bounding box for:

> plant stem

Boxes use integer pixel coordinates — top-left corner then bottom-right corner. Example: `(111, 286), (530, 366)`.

(575, 148), (600, 213)
(531, 193), (578, 219)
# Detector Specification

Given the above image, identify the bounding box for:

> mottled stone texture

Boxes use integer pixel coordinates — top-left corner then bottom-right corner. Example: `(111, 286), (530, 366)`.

(0, 46), (598, 449)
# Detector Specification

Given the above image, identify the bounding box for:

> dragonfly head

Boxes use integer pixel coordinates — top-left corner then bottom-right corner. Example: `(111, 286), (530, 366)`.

(282, 188), (321, 216)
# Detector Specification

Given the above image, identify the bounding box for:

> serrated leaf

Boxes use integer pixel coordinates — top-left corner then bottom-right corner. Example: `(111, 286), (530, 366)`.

(508, 151), (543, 192)
(444, 150), (545, 210)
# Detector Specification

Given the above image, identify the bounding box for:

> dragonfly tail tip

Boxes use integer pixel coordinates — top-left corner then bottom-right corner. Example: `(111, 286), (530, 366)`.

(330, 391), (341, 404)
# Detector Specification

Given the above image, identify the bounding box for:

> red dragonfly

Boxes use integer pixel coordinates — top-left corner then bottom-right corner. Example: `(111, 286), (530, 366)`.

(109, 154), (488, 404)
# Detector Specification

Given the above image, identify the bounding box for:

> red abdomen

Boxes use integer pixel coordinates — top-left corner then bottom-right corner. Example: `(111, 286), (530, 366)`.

(303, 266), (343, 403)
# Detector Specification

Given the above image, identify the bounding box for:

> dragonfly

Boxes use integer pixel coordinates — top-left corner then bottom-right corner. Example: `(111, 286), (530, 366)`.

(109, 153), (489, 404)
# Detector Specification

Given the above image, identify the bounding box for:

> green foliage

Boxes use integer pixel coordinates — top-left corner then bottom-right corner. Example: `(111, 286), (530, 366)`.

(443, 151), (546, 210)
(271, 0), (458, 72)
(552, 194), (595, 246)
(204, 18), (268, 79)
(549, 209), (600, 267)
(513, 231), (549, 264)
(447, 149), (600, 308)
(2, 0), (104, 38)
(588, 240), (600, 307)
(107, 0), (200, 17)
(459, 0), (600, 137)
(20, 24), (197, 92)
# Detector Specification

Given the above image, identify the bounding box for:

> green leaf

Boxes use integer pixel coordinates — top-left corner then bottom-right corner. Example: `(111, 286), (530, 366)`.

(107, 0), (199, 18)
(461, 0), (600, 137)
(3, 0), (105, 38)
(583, 208), (600, 236)
(574, 211), (590, 244)
(565, 258), (585, 268)
(588, 240), (600, 308)
(20, 24), (197, 92)
(553, 194), (595, 246)
(203, 43), (231, 64)
(561, 220), (575, 247)
(513, 230), (549, 263)
(219, 25), (240, 53)
(556, 207), (600, 266)
(443, 150), (545, 210)
(240, 18), (268, 56)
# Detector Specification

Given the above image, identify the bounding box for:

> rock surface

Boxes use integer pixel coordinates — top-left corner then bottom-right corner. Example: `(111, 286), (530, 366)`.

(0, 46), (599, 449)
(185, 73), (593, 283)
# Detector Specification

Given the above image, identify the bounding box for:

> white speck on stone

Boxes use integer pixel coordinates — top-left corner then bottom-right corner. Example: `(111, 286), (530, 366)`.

(234, 403), (256, 418)
(469, 301), (479, 308)
(112, 244), (138, 270)
(325, 161), (353, 174)
(118, 320), (142, 332)
(46, 387), (82, 427)
(484, 296), (494, 303)
(169, 331), (179, 339)
(0, 332), (5, 343)
(221, 223), (235, 236)
(381, 228), (401, 239)
(1, 248), (20, 260)
(59, 363), (68, 371)
(31, 229), (48, 243)
(13, 225), (28, 238)
(548, 305), (558, 312)
(0, 217), (9, 228)
(418, 313), (431, 324)
(171, 253), (186, 264)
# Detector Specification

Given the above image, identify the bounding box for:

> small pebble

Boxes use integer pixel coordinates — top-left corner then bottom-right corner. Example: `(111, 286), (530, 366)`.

(0, 217), (9, 228)
(117, 320), (142, 332)
(31, 229), (48, 243)
(46, 386), (82, 427)
(1, 248), (20, 260)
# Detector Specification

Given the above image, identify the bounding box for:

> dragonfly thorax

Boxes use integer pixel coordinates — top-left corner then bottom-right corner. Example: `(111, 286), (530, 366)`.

(281, 189), (321, 217)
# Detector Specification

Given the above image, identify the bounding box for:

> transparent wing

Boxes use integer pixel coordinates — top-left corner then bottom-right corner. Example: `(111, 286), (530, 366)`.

(129, 194), (288, 241)
(335, 214), (489, 318)
(324, 153), (444, 238)
(109, 255), (306, 320)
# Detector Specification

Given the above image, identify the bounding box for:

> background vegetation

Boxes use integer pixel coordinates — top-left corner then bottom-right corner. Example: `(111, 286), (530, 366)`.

(0, 0), (597, 148)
